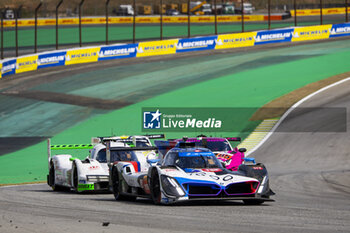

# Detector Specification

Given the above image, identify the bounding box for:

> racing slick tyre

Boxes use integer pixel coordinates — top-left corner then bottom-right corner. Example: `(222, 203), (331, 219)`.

(72, 163), (80, 193)
(149, 168), (162, 205)
(48, 162), (65, 191)
(111, 168), (136, 202)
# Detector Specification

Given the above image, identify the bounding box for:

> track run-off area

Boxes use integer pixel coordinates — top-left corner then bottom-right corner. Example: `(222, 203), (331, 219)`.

(1, 38), (350, 184)
(0, 68), (349, 233)
(0, 36), (349, 232)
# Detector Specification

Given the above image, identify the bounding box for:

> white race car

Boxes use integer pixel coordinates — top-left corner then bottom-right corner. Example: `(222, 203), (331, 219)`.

(47, 134), (163, 192)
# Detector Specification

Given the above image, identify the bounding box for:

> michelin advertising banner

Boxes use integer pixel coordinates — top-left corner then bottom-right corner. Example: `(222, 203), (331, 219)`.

(98, 44), (138, 61)
(65, 47), (100, 65)
(329, 23), (350, 38)
(254, 28), (294, 45)
(38, 52), (66, 69)
(176, 36), (217, 53)
(137, 40), (178, 57)
(16, 55), (38, 74)
(1, 59), (17, 77)
(215, 32), (256, 49)
(292, 25), (332, 42)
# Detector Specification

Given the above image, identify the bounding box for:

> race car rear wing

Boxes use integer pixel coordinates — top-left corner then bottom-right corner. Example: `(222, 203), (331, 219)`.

(47, 139), (93, 169)
(226, 137), (241, 142)
(154, 140), (178, 157)
(143, 134), (165, 139)
(91, 134), (165, 145)
(197, 135), (241, 142)
(105, 140), (158, 164)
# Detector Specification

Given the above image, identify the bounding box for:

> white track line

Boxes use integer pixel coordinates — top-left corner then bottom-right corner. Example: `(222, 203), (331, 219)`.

(246, 77), (350, 156)
(0, 183), (45, 188)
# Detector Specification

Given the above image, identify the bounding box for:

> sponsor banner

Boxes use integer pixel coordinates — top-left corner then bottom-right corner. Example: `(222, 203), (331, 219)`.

(137, 39), (178, 57)
(136, 17), (158, 23)
(38, 52), (66, 69)
(98, 44), (138, 60)
(329, 23), (350, 38)
(58, 18), (79, 25)
(3, 15), (275, 27)
(16, 55), (38, 74)
(191, 16), (214, 23)
(255, 28), (294, 45)
(65, 47), (100, 65)
(239, 15), (265, 21)
(162, 16), (188, 23)
(291, 8), (349, 16)
(215, 32), (256, 49)
(292, 25), (332, 42)
(1, 59), (16, 77)
(0, 62), (2, 79)
(176, 36), (217, 53)
(110, 17), (133, 24)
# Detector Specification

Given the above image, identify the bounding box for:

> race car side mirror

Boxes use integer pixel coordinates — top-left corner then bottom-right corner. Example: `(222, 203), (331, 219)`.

(238, 148), (247, 153)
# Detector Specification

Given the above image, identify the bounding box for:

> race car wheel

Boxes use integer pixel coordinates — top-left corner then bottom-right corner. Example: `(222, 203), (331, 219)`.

(243, 199), (265, 205)
(149, 168), (161, 205)
(72, 164), (79, 193)
(49, 163), (65, 191)
(111, 168), (137, 201)
(112, 168), (123, 200)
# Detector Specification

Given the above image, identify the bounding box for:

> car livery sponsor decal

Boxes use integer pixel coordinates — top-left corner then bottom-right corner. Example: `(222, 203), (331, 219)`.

(176, 36), (217, 53)
(179, 152), (214, 157)
(65, 47), (100, 65)
(329, 23), (350, 37)
(38, 52), (66, 69)
(137, 39), (178, 57)
(292, 25), (332, 42)
(202, 168), (223, 172)
(215, 32), (256, 49)
(98, 44), (138, 60)
(255, 28), (294, 45)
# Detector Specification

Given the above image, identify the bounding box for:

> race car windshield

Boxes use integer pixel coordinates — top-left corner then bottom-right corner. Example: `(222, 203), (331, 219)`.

(115, 139), (151, 147)
(111, 150), (138, 162)
(195, 140), (232, 152)
(163, 152), (223, 169)
(96, 149), (138, 163)
(96, 149), (107, 163)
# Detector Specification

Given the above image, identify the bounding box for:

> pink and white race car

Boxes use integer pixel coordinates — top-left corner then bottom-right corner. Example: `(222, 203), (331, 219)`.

(155, 135), (251, 171)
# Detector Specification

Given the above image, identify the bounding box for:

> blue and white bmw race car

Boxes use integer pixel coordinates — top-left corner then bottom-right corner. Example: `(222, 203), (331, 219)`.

(108, 141), (274, 205)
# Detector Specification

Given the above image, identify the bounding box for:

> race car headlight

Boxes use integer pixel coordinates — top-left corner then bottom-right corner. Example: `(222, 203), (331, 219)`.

(160, 175), (185, 197)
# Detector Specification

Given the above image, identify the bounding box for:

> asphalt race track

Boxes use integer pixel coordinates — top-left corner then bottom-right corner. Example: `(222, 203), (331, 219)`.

(0, 78), (349, 232)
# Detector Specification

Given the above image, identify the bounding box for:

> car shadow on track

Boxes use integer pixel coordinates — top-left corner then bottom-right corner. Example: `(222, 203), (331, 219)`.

(89, 197), (273, 207)
(30, 187), (273, 207)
